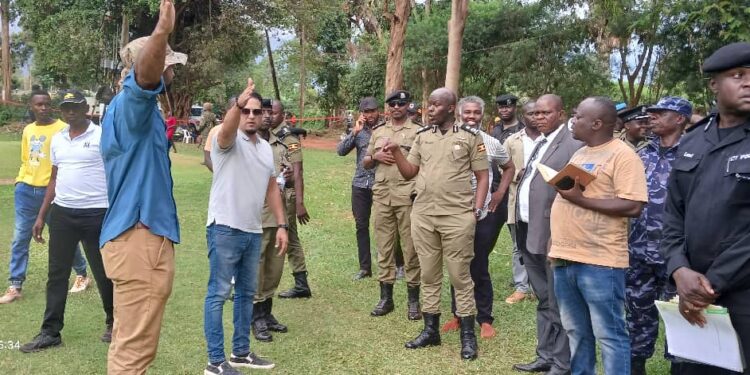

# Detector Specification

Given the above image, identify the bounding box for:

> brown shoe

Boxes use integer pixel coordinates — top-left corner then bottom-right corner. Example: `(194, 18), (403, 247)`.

(505, 291), (529, 304)
(480, 323), (496, 339)
(440, 316), (460, 333)
(0, 286), (22, 304)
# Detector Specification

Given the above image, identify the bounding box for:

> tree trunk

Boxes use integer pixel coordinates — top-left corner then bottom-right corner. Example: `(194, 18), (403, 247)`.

(384, 0), (411, 95)
(1, 0), (11, 102)
(265, 29), (281, 100)
(445, 0), (468, 94)
(120, 13), (129, 49)
(421, 0), (431, 123)
(298, 24), (306, 119)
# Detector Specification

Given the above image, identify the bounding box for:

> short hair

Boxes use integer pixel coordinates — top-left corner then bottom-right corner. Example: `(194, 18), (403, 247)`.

(244, 92), (263, 106)
(203, 102), (213, 111)
(457, 96), (486, 116)
(272, 100), (285, 112)
(588, 96), (617, 125)
(30, 89), (50, 101)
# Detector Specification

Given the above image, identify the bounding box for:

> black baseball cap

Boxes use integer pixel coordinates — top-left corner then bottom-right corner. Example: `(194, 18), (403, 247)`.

(359, 97), (378, 111)
(60, 90), (87, 106)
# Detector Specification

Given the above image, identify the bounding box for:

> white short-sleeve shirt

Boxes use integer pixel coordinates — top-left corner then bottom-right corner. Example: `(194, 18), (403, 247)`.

(50, 122), (109, 209)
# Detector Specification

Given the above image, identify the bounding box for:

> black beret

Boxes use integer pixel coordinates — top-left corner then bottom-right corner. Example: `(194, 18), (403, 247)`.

(495, 94), (518, 106)
(702, 42), (750, 74)
(617, 105), (650, 123)
(386, 90), (411, 103)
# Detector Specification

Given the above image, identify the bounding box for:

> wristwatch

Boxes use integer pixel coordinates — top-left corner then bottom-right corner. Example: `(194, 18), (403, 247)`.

(474, 208), (483, 218)
(278, 224), (289, 229)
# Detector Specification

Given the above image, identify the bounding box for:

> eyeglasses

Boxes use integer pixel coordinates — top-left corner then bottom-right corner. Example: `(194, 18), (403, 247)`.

(240, 108), (263, 116)
(388, 101), (408, 108)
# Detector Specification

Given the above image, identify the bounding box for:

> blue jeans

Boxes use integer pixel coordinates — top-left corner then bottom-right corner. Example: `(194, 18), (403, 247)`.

(204, 224), (262, 364)
(9, 183), (87, 288)
(554, 262), (630, 375)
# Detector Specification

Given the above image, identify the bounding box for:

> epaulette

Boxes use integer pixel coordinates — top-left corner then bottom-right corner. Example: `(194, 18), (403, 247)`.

(275, 126), (308, 140)
(689, 114), (715, 133)
(372, 120), (386, 131)
(459, 124), (480, 135)
(416, 125), (434, 134)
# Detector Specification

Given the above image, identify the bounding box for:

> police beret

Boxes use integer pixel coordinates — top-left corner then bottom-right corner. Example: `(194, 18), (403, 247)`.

(359, 96), (378, 111)
(495, 94), (518, 106)
(617, 105), (649, 123)
(407, 102), (419, 113)
(702, 42), (750, 74)
(386, 90), (411, 103)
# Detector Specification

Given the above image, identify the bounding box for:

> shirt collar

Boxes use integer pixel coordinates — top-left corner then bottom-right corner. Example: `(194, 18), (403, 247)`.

(541, 124), (564, 143)
(62, 121), (95, 140)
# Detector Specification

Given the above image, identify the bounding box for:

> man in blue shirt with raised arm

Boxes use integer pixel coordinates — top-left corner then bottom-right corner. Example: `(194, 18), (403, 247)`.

(99, 1), (187, 373)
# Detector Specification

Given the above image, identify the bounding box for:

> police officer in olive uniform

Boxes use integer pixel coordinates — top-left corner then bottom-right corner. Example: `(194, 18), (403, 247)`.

(616, 105), (650, 151)
(273, 100), (314, 300)
(252, 100), (294, 342)
(662, 42), (750, 375)
(362, 90), (422, 320)
(386, 87), (489, 361)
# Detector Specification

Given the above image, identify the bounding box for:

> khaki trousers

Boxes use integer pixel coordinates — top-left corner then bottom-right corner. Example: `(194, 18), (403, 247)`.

(284, 188), (307, 273)
(255, 227), (285, 302)
(411, 212), (476, 316)
(101, 227), (175, 375)
(373, 201), (420, 287)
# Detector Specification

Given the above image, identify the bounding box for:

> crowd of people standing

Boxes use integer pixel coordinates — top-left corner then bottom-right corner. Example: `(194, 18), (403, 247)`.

(2, 1), (750, 374)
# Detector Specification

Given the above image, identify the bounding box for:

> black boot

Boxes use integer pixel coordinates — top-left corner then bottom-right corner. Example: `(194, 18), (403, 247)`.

(266, 298), (288, 333)
(631, 357), (647, 375)
(405, 313), (441, 349)
(459, 316), (478, 360)
(407, 286), (422, 321)
(252, 301), (273, 342)
(278, 271), (312, 299)
(371, 282), (395, 316)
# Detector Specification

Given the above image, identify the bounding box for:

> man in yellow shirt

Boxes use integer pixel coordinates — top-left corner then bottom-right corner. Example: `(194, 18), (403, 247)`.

(1, 89), (91, 304)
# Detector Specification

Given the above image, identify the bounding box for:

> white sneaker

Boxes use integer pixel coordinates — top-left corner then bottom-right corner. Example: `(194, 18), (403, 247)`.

(69, 276), (91, 293)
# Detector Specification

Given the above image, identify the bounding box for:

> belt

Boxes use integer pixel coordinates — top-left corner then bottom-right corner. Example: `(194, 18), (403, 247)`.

(134, 222), (150, 230)
(551, 258), (579, 267)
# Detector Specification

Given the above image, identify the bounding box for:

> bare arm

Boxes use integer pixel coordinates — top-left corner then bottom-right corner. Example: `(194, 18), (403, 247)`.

(32, 166), (57, 243)
(135, 0), (174, 90)
(266, 178), (289, 255)
(218, 78), (254, 149)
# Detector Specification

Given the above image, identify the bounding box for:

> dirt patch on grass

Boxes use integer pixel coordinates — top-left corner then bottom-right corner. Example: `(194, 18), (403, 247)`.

(0, 178), (15, 185)
(302, 134), (341, 151)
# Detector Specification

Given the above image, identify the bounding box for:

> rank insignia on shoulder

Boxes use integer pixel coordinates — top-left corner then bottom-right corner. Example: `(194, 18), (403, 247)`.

(288, 143), (301, 152)
(460, 124), (479, 135)
(477, 143), (486, 153)
(416, 125), (433, 134)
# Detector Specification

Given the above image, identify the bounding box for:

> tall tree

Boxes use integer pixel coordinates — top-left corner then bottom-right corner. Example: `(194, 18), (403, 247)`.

(384, 0), (411, 94)
(445, 0), (468, 93)
(1, 0), (11, 101)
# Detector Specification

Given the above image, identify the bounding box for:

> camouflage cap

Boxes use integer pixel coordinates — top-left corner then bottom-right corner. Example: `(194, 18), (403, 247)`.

(647, 96), (693, 117)
(119, 37), (188, 71)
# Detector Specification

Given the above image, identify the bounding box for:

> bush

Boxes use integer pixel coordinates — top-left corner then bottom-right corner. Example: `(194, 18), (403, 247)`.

(0, 104), (28, 127)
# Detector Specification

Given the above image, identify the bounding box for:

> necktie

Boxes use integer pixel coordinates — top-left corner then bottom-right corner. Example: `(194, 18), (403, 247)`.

(519, 137), (548, 184)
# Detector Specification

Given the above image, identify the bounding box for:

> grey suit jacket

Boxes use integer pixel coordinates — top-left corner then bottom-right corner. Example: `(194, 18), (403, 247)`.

(520, 126), (583, 254)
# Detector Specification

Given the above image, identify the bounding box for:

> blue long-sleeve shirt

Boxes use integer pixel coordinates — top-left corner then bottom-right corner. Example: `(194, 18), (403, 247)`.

(337, 128), (375, 189)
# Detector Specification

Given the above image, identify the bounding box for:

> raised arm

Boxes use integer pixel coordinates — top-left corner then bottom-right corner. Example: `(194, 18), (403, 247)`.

(135, 0), (174, 90)
(218, 78), (254, 150)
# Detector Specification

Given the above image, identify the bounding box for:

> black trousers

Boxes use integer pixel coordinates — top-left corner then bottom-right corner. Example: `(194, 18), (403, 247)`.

(351, 186), (373, 272)
(41, 204), (114, 336)
(450, 205), (506, 325)
(671, 311), (750, 375)
(517, 220), (570, 371)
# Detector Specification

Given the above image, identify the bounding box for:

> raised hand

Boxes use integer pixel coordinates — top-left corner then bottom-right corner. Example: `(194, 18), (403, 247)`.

(237, 78), (256, 108)
(155, 0), (176, 35)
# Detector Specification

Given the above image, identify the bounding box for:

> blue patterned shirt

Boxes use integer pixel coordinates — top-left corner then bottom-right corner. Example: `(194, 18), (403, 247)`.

(336, 127), (375, 189)
(628, 137), (680, 263)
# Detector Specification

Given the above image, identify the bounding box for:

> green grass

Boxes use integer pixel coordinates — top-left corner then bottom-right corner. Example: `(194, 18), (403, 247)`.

(0, 138), (671, 374)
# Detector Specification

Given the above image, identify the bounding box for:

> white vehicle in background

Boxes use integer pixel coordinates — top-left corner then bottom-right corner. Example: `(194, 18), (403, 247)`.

(189, 104), (203, 126)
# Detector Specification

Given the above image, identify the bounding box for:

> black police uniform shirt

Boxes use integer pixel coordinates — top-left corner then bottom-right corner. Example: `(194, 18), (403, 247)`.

(661, 114), (750, 312)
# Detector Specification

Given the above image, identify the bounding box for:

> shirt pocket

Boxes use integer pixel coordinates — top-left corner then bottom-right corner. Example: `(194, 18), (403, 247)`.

(451, 142), (469, 163)
(672, 155), (701, 173)
(725, 158), (750, 205)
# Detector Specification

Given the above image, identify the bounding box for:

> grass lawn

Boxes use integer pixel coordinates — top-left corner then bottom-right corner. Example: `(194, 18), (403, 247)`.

(0, 134), (671, 374)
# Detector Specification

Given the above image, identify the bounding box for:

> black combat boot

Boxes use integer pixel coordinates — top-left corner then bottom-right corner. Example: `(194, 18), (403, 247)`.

(265, 299), (288, 333)
(405, 313), (441, 349)
(251, 301), (273, 342)
(459, 316), (478, 360)
(407, 286), (422, 321)
(371, 282), (395, 316)
(631, 357), (647, 375)
(278, 271), (312, 299)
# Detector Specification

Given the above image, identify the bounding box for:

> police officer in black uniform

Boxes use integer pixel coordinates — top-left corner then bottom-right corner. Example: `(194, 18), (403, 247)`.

(661, 42), (750, 375)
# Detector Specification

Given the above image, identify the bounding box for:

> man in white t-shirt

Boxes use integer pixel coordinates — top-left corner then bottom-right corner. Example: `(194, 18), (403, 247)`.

(202, 79), (288, 375)
(20, 90), (114, 353)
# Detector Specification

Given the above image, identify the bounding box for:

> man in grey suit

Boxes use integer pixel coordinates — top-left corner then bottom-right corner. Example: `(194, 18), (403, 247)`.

(512, 94), (582, 375)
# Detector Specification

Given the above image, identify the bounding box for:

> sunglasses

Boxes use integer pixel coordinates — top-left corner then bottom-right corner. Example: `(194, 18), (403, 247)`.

(388, 100), (408, 108)
(240, 108), (263, 116)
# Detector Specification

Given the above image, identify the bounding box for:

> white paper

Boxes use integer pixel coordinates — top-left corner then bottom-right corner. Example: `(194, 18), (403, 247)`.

(656, 300), (745, 372)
